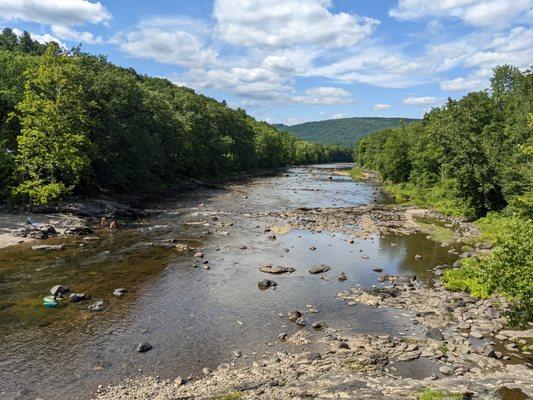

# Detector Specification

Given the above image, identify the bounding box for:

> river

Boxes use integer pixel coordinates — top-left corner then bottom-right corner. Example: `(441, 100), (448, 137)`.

(0, 164), (458, 399)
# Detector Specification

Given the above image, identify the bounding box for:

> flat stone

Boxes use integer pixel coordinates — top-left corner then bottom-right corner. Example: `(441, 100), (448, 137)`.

(309, 264), (331, 274)
(425, 328), (444, 341)
(194, 252), (204, 258)
(439, 366), (453, 375)
(470, 331), (484, 339)
(259, 265), (295, 274)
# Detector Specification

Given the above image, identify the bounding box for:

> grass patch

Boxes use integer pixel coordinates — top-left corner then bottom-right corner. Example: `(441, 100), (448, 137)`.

(418, 388), (465, 400)
(349, 167), (365, 181)
(386, 180), (474, 217)
(413, 216), (455, 242)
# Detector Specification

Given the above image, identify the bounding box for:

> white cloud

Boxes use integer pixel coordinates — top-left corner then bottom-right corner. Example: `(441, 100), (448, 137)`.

(390, 0), (532, 29)
(120, 18), (218, 68)
(213, 0), (379, 49)
(51, 24), (104, 44)
(0, 0), (111, 26)
(440, 76), (488, 91)
(308, 48), (429, 88)
(292, 87), (354, 105)
(373, 103), (391, 110)
(402, 96), (440, 106)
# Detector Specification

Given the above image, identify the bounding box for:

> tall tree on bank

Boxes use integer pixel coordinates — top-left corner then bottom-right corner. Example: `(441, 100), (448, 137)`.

(13, 43), (91, 205)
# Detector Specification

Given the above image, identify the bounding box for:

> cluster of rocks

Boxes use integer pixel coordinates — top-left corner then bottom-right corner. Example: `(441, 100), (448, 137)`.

(95, 326), (532, 399)
(46, 284), (127, 311)
(337, 274), (530, 368)
(261, 204), (478, 241)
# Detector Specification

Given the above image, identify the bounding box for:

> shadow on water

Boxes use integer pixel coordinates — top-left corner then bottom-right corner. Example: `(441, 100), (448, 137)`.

(0, 164), (458, 399)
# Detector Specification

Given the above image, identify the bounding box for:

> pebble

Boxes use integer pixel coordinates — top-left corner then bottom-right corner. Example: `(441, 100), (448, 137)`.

(136, 342), (152, 353)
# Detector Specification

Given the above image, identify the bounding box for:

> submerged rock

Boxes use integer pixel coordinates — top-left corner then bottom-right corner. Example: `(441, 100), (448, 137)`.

(113, 288), (127, 297)
(88, 300), (107, 312)
(338, 272), (347, 281)
(311, 321), (327, 330)
(258, 279), (277, 290)
(309, 264), (331, 274)
(287, 310), (302, 322)
(33, 244), (65, 251)
(69, 293), (87, 302)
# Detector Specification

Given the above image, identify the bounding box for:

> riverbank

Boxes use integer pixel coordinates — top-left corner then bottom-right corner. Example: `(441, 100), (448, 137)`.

(1, 164), (530, 400)
(0, 168), (287, 251)
(95, 249), (532, 399)
(93, 183), (532, 399)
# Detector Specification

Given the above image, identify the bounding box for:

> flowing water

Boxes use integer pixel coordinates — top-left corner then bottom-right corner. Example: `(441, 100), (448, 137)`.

(0, 164), (458, 399)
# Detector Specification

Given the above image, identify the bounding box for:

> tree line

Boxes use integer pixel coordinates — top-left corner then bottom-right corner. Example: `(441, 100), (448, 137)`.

(0, 28), (352, 206)
(353, 65), (532, 324)
(354, 65), (532, 219)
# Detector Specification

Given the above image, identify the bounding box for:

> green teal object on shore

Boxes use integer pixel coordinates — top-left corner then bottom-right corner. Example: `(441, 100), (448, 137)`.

(43, 296), (58, 308)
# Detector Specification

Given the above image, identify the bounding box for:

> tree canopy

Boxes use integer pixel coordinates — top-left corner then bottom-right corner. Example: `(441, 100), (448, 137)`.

(354, 65), (532, 219)
(0, 29), (352, 205)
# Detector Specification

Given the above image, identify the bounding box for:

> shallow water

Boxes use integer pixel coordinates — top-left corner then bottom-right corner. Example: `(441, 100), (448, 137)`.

(0, 164), (458, 399)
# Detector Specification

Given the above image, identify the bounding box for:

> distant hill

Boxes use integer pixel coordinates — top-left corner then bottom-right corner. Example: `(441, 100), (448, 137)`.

(274, 117), (419, 147)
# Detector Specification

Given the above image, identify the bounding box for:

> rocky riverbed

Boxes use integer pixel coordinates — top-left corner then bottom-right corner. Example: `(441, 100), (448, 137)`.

(0, 164), (530, 400)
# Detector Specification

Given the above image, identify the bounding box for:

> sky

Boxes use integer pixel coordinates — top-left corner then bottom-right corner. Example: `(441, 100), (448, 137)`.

(1, 0), (532, 125)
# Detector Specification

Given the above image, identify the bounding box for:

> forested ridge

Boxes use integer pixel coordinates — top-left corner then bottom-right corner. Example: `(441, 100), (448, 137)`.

(275, 117), (419, 147)
(354, 65), (532, 324)
(0, 28), (352, 206)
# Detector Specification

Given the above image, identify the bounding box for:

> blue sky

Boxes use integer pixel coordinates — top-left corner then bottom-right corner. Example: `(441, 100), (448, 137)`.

(1, 0), (532, 124)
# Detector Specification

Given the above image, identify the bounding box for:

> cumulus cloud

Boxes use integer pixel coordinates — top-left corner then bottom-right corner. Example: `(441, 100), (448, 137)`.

(292, 87), (354, 105)
(308, 48), (430, 88)
(213, 0), (379, 49)
(120, 18), (218, 68)
(390, 0), (532, 29)
(402, 96), (440, 106)
(440, 76), (488, 91)
(373, 103), (391, 110)
(0, 0), (111, 26)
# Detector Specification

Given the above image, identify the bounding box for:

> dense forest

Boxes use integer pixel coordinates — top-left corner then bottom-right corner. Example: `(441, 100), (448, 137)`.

(0, 28), (352, 206)
(354, 65), (532, 324)
(275, 117), (418, 147)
